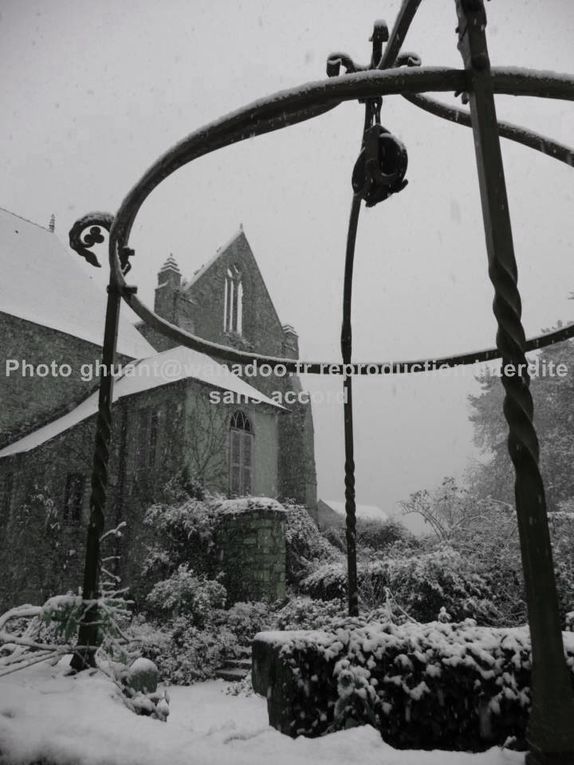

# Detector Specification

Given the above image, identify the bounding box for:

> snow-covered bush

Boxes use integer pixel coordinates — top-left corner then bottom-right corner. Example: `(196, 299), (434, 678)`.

(548, 512), (574, 621)
(301, 547), (499, 623)
(210, 601), (273, 645)
(145, 565), (227, 626)
(254, 619), (574, 750)
(141, 497), (220, 588)
(133, 615), (239, 684)
(273, 596), (346, 631)
(283, 503), (341, 584)
(321, 518), (417, 558)
(356, 517), (416, 553)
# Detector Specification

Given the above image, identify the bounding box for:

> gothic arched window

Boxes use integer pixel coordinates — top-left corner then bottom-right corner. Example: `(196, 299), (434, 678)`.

(223, 264), (243, 334)
(229, 410), (253, 496)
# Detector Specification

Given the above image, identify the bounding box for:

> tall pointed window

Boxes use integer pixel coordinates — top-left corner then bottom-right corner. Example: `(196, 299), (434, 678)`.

(229, 411), (253, 496)
(135, 407), (163, 472)
(224, 265), (243, 334)
(64, 473), (85, 524)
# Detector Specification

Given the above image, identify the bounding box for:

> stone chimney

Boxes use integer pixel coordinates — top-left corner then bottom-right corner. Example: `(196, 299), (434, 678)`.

(282, 324), (299, 359)
(154, 254), (181, 324)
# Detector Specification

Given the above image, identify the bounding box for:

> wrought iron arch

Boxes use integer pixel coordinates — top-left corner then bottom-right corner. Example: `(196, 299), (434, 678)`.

(69, 1), (574, 759)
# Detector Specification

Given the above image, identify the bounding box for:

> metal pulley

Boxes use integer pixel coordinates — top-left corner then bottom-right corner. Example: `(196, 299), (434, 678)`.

(352, 124), (408, 207)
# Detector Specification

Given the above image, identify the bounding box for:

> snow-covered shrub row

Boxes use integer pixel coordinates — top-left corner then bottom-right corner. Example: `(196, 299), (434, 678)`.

(258, 620), (574, 750)
(300, 547), (502, 623)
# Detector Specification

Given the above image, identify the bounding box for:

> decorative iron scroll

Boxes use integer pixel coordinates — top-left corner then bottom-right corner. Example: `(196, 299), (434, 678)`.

(69, 212), (133, 274)
(68, 213), (114, 268)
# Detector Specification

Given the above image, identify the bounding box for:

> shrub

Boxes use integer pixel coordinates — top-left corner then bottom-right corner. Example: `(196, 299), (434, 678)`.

(253, 619), (574, 750)
(356, 517), (416, 553)
(211, 601), (274, 645)
(135, 616), (238, 684)
(549, 512), (574, 622)
(145, 565), (227, 626)
(321, 526), (346, 552)
(141, 497), (220, 587)
(273, 596), (346, 631)
(301, 547), (499, 624)
(283, 503), (341, 584)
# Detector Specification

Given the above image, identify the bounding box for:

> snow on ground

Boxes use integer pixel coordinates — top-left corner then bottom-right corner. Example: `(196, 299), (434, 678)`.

(0, 661), (525, 765)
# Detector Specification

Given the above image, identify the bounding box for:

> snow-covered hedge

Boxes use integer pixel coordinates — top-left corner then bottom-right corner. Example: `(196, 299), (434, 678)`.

(300, 548), (500, 622)
(253, 620), (574, 751)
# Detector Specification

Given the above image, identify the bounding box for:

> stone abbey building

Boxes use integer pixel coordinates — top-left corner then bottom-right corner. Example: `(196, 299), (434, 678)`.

(0, 209), (316, 608)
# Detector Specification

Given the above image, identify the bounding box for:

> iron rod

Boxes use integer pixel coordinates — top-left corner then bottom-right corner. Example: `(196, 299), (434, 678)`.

(403, 92), (574, 167)
(378, 0), (423, 69)
(342, 194), (362, 617)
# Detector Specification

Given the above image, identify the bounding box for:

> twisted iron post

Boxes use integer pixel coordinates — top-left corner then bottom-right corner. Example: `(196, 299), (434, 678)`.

(68, 218), (132, 670)
(70, 289), (120, 669)
(455, 1), (574, 760)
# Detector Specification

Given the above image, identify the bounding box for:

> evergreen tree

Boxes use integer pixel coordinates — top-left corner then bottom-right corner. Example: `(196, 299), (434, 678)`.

(468, 324), (574, 510)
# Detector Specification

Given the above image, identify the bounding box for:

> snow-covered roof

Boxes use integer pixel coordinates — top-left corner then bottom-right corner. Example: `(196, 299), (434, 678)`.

(0, 345), (284, 458)
(0, 207), (154, 358)
(320, 499), (388, 523)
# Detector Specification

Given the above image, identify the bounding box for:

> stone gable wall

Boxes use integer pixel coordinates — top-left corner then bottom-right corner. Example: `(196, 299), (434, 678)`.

(144, 234), (318, 509)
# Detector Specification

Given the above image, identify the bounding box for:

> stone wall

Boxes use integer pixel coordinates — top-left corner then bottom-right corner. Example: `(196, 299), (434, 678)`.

(217, 499), (286, 603)
(0, 379), (282, 610)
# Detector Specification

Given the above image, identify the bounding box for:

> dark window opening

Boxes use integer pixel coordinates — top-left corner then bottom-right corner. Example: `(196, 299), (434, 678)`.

(229, 411), (253, 496)
(64, 473), (85, 524)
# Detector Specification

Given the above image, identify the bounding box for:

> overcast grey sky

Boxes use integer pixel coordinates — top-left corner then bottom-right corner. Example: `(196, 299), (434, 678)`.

(1, 0), (573, 528)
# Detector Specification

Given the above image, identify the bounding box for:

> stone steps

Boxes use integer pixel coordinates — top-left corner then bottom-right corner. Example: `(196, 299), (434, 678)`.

(215, 648), (252, 682)
(216, 666), (250, 682)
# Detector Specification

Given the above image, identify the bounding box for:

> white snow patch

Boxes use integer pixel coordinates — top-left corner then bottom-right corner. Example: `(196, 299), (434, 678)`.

(0, 662), (525, 765)
(214, 497), (288, 516)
